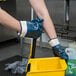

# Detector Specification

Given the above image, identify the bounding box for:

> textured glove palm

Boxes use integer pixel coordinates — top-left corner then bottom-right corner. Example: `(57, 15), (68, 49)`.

(52, 44), (68, 62)
(26, 18), (43, 38)
(20, 18), (43, 38)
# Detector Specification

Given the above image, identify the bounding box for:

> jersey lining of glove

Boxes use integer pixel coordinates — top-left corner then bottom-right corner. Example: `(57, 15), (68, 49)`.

(49, 38), (60, 47)
(20, 21), (27, 37)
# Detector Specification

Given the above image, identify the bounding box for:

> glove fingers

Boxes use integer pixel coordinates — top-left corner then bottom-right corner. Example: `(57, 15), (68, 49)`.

(38, 23), (43, 29)
(32, 18), (44, 23)
(53, 45), (68, 62)
(37, 18), (44, 23)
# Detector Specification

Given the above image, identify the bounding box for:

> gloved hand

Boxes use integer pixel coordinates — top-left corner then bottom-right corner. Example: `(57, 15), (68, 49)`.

(49, 38), (68, 62)
(19, 18), (43, 38)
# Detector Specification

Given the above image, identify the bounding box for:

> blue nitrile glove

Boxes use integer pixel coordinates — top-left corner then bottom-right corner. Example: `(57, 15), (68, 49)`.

(19, 18), (43, 38)
(49, 38), (68, 62)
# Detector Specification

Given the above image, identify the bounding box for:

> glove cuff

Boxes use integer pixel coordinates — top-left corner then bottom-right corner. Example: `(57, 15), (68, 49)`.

(49, 38), (60, 47)
(19, 21), (27, 37)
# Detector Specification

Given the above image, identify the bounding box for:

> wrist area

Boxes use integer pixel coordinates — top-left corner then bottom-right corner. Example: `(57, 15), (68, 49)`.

(18, 21), (27, 38)
(48, 38), (60, 47)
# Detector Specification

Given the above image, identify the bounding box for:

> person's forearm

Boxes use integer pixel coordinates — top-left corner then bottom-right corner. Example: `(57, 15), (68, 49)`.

(29, 0), (57, 39)
(29, 0), (68, 61)
(0, 8), (21, 32)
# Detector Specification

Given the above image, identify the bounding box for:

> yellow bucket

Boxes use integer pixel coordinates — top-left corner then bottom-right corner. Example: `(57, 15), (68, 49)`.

(26, 57), (67, 76)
